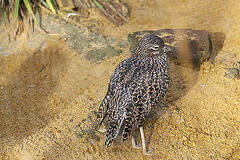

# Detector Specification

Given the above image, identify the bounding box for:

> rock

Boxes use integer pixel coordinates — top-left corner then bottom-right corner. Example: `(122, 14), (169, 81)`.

(72, 0), (85, 9)
(85, 45), (122, 61)
(64, 23), (123, 61)
(0, 13), (125, 60)
(128, 29), (212, 68)
(56, 0), (76, 10)
(224, 68), (239, 79)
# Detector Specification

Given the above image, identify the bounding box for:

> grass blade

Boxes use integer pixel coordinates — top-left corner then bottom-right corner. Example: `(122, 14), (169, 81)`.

(39, 0), (49, 9)
(14, 0), (20, 19)
(4, 11), (13, 31)
(4, 11), (10, 25)
(23, 0), (39, 25)
(92, 0), (105, 13)
(46, 0), (56, 14)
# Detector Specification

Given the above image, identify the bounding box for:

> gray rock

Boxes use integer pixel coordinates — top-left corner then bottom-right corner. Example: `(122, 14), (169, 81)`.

(72, 0), (85, 9)
(128, 29), (212, 68)
(64, 23), (123, 61)
(224, 68), (239, 79)
(85, 45), (122, 61)
(0, 13), (125, 60)
(56, 0), (75, 10)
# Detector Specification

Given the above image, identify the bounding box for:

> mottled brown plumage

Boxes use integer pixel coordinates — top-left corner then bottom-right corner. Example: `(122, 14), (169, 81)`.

(96, 34), (170, 154)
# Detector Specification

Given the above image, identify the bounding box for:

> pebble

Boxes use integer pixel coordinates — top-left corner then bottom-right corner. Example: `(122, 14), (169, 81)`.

(224, 68), (239, 78)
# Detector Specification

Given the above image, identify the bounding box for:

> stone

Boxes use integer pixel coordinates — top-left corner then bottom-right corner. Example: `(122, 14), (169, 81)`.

(85, 45), (122, 61)
(64, 22), (124, 61)
(72, 0), (85, 9)
(56, 0), (75, 10)
(0, 13), (125, 60)
(128, 29), (212, 68)
(224, 68), (239, 79)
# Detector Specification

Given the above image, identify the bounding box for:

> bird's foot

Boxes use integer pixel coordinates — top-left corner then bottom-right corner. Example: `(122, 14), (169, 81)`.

(133, 143), (142, 148)
(144, 148), (155, 156)
(132, 136), (142, 148)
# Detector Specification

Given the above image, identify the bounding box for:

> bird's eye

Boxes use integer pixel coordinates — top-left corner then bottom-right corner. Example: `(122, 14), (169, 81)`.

(150, 45), (159, 51)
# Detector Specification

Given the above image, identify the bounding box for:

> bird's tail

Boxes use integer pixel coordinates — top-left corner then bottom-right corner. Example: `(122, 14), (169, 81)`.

(105, 115), (125, 147)
(122, 103), (138, 142)
(96, 95), (110, 128)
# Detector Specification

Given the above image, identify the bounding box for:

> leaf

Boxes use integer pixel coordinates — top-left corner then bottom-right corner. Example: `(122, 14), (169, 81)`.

(39, 0), (49, 9)
(23, 0), (39, 25)
(4, 11), (10, 25)
(14, 0), (20, 19)
(92, 0), (105, 12)
(91, 0), (112, 18)
(46, 0), (56, 14)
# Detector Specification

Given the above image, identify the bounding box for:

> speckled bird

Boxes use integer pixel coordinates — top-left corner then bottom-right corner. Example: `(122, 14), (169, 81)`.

(96, 34), (170, 155)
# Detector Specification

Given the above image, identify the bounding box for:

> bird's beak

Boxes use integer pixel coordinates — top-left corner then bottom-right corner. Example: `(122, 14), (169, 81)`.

(163, 46), (173, 52)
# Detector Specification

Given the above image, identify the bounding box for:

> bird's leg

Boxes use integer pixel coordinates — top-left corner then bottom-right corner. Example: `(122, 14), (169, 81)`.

(131, 135), (142, 148)
(140, 127), (155, 155)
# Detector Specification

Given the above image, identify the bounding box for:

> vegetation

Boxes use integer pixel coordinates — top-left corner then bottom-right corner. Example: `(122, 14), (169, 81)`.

(0, 0), (57, 36)
(0, 0), (128, 36)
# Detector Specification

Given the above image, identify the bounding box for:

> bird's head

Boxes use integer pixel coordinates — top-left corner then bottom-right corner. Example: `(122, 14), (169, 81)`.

(131, 34), (170, 58)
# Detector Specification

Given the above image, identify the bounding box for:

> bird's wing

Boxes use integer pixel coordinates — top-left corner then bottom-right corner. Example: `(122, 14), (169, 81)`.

(104, 59), (151, 144)
(105, 86), (132, 147)
(96, 58), (134, 127)
(98, 57), (138, 147)
(121, 65), (152, 141)
(122, 61), (169, 141)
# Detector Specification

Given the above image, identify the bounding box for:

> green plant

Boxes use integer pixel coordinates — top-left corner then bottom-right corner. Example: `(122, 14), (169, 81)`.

(0, 0), (57, 36)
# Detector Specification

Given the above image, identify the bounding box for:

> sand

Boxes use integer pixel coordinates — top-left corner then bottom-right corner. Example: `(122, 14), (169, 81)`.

(0, 0), (240, 159)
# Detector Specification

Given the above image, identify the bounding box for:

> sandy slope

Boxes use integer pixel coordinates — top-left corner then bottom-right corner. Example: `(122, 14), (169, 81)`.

(0, 0), (240, 159)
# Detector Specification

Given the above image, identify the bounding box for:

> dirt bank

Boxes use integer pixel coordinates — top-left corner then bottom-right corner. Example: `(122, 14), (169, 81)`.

(0, 0), (240, 159)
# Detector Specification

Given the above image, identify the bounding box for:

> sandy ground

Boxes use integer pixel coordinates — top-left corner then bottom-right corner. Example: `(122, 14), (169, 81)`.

(0, 0), (240, 159)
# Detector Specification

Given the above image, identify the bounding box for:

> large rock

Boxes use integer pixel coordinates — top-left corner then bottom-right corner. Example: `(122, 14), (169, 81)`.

(128, 29), (212, 68)
(64, 23), (123, 61)
(56, 0), (75, 10)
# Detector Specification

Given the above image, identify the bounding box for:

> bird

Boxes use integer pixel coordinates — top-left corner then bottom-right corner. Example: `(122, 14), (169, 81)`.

(96, 34), (170, 155)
